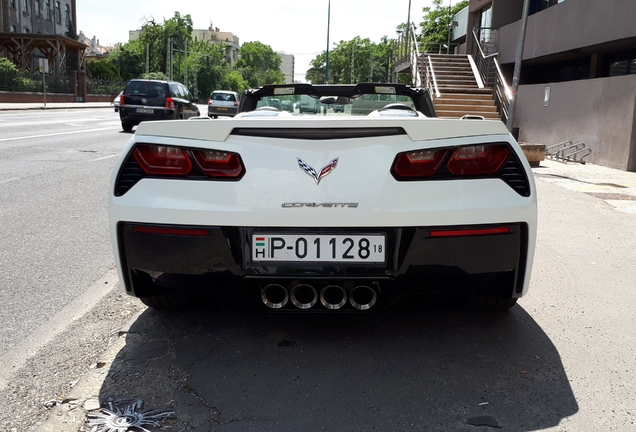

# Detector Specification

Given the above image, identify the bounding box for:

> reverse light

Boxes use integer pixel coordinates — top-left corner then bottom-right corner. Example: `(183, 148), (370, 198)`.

(165, 97), (176, 110)
(133, 145), (192, 175)
(192, 150), (244, 178)
(447, 144), (509, 175)
(392, 149), (448, 178)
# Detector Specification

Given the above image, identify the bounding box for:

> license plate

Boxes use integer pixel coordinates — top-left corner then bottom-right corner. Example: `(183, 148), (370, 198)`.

(252, 234), (385, 263)
(135, 108), (154, 114)
(217, 107), (228, 111)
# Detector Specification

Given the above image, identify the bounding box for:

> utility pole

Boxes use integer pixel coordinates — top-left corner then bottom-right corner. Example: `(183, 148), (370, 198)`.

(325, 0), (331, 83)
(351, 44), (355, 83)
(184, 40), (188, 86)
(507, 0), (530, 132)
(146, 43), (150, 75)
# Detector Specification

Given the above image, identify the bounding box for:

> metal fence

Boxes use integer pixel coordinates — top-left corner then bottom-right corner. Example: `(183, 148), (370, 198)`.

(0, 71), (72, 93)
(0, 71), (125, 95)
(86, 79), (126, 95)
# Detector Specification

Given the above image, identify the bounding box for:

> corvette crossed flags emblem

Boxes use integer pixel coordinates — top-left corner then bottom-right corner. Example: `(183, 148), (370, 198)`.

(297, 158), (339, 185)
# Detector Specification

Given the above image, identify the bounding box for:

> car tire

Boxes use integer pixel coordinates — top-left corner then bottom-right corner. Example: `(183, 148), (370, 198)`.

(462, 292), (518, 311)
(122, 122), (133, 132)
(139, 291), (205, 310)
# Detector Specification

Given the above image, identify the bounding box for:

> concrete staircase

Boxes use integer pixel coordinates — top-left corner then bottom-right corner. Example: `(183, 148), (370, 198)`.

(421, 54), (500, 120)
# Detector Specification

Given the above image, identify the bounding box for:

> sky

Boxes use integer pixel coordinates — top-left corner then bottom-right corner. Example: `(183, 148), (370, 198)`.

(76, 0), (436, 81)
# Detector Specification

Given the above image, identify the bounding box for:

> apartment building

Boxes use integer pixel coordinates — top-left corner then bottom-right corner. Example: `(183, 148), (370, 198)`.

(465, 0), (636, 171)
(278, 52), (294, 84)
(0, 0), (85, 75)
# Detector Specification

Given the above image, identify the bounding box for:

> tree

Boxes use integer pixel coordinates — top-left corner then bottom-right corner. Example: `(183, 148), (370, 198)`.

(419, 0), (469, 44)
(86, 60), (121, 80)
(107, 40), (145, 81)
(306, 36), (395, 84)
(235, 41), (284, 87)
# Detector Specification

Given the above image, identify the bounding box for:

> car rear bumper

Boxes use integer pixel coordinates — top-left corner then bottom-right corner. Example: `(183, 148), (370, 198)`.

(120, 107), (178, 124)
(115, 222), (529, 310)
(208, 106), (238, 117)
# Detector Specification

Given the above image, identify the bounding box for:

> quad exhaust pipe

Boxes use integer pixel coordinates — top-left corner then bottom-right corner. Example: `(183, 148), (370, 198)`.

(261, 283), (377, 311)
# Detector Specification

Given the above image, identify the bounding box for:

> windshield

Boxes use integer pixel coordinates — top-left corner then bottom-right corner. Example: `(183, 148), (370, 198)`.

(239, 83), (435, 117)
(255, 93), (416, 116)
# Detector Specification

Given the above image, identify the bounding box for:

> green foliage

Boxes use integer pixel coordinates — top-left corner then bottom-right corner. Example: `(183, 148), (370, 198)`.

(141, 71), (168, 80)
(0, 58), (18, 74)
(236, 41), (285, 87)
(87, 60), (122, 80)
(419, 0), (469, 43)
(306, 36), (395, 84)
(223, 70), (249, 93)
(107, 40), (145, 81)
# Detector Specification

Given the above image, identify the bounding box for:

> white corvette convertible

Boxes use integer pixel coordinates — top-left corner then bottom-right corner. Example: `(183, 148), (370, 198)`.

(109, 83), (536, 312)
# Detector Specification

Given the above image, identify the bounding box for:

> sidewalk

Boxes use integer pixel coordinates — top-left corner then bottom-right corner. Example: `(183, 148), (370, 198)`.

(533, 158), (636, 214)
(0, 102), (113, 111)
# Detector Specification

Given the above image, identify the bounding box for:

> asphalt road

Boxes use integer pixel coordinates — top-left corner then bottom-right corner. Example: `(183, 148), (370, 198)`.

(1, 108), (636, 431)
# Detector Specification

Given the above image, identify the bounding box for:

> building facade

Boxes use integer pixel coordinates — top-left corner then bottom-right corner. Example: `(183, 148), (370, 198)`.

(1, 0), (76, 35)
(464, 0), (636, 171)
(0, 0), (85, 76)
(278, 52), (294, 84)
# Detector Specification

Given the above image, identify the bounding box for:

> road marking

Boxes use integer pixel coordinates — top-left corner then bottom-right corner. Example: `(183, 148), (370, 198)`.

(0, 126), (116, 142)
(0, 177), (18, 185)
(90, 154), (119, 162)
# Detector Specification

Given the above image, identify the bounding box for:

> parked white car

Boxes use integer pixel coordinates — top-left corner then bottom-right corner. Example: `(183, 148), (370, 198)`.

(109, 83), (536, 313)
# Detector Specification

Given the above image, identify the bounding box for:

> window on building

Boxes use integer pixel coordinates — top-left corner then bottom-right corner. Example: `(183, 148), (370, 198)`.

(35, 0), (40, 16)
(10, 25), (17, 33)
(24, 27), (30, 33)
(45, 0), (51, 20)
(10, 0), (16, 9)
(65, 4), (70, 26)
(56, 1), (61, 24)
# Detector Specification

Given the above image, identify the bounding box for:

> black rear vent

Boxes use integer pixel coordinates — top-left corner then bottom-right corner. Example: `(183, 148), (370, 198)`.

(499, 157), (531, 197)
(231, 127), (406, 140)
(115, 157), (145, 196)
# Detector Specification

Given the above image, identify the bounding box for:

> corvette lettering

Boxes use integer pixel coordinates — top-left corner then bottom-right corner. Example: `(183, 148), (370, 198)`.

(282, 203), (359, 208)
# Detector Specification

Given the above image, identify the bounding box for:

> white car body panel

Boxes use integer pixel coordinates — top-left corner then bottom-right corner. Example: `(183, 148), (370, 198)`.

(110, 116), (536, 298)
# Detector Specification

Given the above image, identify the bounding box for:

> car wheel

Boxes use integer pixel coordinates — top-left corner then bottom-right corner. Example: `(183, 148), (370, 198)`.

(139, 291), (205, 310)
(462, 292), (518, 311)
(122, 122), (133, 132)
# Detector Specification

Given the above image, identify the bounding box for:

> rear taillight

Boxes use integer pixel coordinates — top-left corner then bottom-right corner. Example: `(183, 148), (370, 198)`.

(392, 149), (448, 177)
(131, 145), (244, 179)
(165, 97), (175, 110)
(119, 95), (125, 106)
(447, 144), (509, 175)
(392, 144), (511, 179)
(234, 99), (238, 107)
(133, 145), (192, 176)
(192, 150), (244, 178)
(208, 98), (212, 104)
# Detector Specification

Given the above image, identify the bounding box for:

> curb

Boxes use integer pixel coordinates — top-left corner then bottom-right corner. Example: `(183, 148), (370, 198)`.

(0, 105), (114, 111)
(35, 310), (145, 432)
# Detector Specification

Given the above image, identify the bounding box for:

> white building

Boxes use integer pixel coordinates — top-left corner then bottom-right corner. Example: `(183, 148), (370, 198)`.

(278, 52), (295, 84)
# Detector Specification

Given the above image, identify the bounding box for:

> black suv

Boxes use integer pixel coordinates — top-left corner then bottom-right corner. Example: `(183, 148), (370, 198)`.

(119, 79), (200, 132)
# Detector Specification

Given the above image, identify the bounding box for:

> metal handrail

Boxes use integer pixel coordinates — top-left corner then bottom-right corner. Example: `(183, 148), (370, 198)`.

(471, 28), (511, 123)
(409, 23), (422, 88)
(428, 56), (440, 98)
